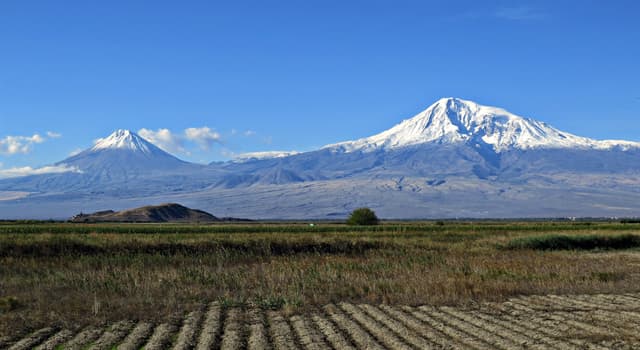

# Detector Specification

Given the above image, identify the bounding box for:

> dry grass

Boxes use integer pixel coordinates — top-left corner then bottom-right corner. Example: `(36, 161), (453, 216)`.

(1, 221), (640, 337)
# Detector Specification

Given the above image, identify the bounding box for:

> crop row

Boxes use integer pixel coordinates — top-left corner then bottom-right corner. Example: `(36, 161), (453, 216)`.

(3, 293), (639, 349)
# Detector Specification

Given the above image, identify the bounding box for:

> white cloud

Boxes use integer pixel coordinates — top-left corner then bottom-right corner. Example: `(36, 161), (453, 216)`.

(68, 148), (83, 157)
(244, 130), (256, 137)
(138, 128), (187, 155)
(0, 164), (82, 179)
(134, 126), (229, 155)
(185, 127), (222, 150)
(0, 133), (50, 155)
(46, 131), (62, 138)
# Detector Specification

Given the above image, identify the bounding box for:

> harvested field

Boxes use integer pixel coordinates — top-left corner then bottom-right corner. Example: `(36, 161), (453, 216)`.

(3, 293), (640, 349)
(2, 221), (640, 346)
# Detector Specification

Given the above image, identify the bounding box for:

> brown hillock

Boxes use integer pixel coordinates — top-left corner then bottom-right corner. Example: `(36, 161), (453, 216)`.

(71, 203), (221, 223)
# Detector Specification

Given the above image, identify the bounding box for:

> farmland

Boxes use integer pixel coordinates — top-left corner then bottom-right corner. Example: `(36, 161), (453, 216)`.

(1, 221), (640, 348)
(5, 293), (640, 349)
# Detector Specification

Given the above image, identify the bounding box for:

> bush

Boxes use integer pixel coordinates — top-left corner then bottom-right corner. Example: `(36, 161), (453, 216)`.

(347, 207), (379, 226)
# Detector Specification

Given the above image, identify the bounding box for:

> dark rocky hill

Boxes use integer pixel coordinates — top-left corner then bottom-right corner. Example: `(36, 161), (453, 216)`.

(71, 203), (222, 223)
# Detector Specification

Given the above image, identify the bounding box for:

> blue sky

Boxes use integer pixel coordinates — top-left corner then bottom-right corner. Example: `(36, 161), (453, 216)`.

(1, 0), (639, 171)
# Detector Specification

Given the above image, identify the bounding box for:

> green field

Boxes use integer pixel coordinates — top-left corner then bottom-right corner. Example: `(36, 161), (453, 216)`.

(1, 221), (640, 338)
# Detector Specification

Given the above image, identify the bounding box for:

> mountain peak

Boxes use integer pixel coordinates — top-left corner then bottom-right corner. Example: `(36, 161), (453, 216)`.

(434, 96), (473, 107)
(91, 129), (153, 154)
(325, 98), (640, 153)
(54, 128), (196, 180)
(430, 97), (480, 111)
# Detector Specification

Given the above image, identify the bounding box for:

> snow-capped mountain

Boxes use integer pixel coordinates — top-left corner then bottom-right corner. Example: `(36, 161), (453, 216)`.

(59, 129), (193, 174)
(325, 98), (640, 153)
(216, 98), (640, 187)
(3, 99), (640, 219)
(0, 129), (208, 195)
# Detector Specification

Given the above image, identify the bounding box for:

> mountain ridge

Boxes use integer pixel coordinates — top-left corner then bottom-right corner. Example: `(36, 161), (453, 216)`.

(323, 97), (640, 154)
(2, 97), (640, 219)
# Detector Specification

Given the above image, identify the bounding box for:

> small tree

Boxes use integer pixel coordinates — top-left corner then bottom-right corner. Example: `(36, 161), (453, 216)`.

(347, 207), (379, 225)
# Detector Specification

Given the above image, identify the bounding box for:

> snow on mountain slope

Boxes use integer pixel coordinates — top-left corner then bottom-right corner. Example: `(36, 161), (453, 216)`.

(0, 129), (213, 194)
(91, 129), (156, 153)
(63, 129), (187, 164)
(233, 151), (300, 162)
(54, 129), (200, 179)
(325, 98), (640, 153)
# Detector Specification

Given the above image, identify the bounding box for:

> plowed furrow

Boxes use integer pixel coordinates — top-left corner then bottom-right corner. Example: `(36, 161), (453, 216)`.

(547, 315), (618, 350)
(497, 314), (582, 349)
(470, 309), (566, 350)
(407, 306), (488, 350)
(548, 295), (602, 310)
(556, 296), (640, 329)
(62, 327), (103, 350)
(311, 313), (355, 350)
(339, 303), (412, 350)
(196, 302), (222, 350)
(505, 299), (542, 313)
(290, 315), (330, 350)
(359, 304), (434, 349)
(602, 309), (640, 328)
(173, 309), (205, 350)
(590, 294), (634, 306)
(143, 323), (176, 350)
(622, 293), (640, 303)
(268, 311), (299, 350)
(8, 328), (56, 350)
(484, 303), (585, 350)
(440, 306), (532, 349)
(248, 308), (271, 350)
(323, 304), (384, 350)
(421, 306), (508, 349)
(532, 295), (592, 311)
(574, 294), (635, 310)
(588, 295), (640, 321)
(221, 308), (245, 350)
(117, 322), (154, 350)
(514, 296), (570, 312)
(378, 305), (457, 349)
(499, 305), (606, 350)
(34, 329), (74, 350)
(527, 297), (630, 343)
(571, 295), (628, 311)
(618, 310), (640, 324)
(600, 294), (640, 308)
(89, 321), (134, 350)
(574, 309), (640, 339)
(552, 311), (628, 340)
